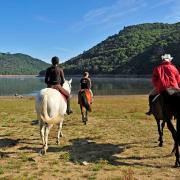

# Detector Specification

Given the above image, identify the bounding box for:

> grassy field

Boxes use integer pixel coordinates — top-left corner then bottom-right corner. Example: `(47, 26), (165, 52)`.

(0, 95), (179, 180)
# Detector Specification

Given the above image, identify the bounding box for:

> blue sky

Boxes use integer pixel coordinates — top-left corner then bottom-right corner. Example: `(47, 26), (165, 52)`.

(0, 0), (179, 64)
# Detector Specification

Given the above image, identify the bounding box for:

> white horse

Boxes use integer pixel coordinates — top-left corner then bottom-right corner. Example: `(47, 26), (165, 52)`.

(35, 79), (72, 154)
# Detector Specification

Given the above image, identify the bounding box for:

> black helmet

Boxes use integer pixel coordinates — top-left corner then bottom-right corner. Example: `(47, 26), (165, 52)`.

(51, 56), (59, 65)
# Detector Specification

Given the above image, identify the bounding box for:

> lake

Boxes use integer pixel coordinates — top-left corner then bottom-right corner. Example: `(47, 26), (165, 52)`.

(0, 76), (153, 96)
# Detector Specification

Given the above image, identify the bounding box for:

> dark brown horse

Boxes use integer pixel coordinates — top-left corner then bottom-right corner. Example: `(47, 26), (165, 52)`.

(151, 93), (180, 167)
(151, 95), (169, 147)
(79, 90), (92, 125)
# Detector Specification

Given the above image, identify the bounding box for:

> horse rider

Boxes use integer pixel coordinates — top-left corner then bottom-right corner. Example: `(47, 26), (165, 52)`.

(146, 54), (180, 117)
(45, 56), (73, 115)
(78, 71), (93, 104)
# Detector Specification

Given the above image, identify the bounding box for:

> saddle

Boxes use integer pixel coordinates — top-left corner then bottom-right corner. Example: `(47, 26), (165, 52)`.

(166, 88), (180, 96)
(48, 84), (67, 102)
(79, 89), (92, 112)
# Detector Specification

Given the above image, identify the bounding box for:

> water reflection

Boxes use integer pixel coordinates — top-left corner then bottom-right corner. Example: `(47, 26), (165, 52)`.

(91, 78), (152, 95)
(0, 76), (153, 96)
(0, 76), (45, 96)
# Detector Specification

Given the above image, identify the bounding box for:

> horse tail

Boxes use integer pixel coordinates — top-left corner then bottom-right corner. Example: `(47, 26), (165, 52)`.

(81, 92), (91, 112)
(40, 94), (63, 124)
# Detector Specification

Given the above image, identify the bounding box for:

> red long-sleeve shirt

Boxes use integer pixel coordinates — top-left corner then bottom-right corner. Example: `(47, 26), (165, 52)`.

(152, 61), (180, 93)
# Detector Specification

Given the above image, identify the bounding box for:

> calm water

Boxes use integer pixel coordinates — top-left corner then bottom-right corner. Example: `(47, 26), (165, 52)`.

(0, 76), (153, 96)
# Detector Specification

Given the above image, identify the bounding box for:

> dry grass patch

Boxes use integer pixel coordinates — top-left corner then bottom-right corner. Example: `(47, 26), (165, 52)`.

(0, 95), (179, 179)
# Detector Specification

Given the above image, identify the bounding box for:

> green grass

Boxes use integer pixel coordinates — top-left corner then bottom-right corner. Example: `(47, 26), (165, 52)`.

(0, 96), (179, 179)
(0, 166), (4, 175)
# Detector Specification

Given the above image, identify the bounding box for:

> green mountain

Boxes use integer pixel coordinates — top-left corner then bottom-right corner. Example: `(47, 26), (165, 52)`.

(0, 53), (49, 75)
(63, 22), (180, 75)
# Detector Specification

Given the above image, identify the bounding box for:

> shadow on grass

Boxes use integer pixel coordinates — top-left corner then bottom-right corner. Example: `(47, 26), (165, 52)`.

(18, 137), (129, 164)
(31, 119), (39, 125)
(60, 138), (129, 165)
(0, 138), (20, 148)
(18, 137), (175, 168)
(54, 138), (176, 168)
(0, 138), (20, 158)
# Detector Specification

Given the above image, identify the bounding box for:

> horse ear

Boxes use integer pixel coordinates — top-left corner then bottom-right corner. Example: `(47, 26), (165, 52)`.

(69, 79), (72, 84)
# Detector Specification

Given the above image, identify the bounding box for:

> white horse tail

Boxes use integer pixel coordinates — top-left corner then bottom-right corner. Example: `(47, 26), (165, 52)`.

(40, 94), (63, 124)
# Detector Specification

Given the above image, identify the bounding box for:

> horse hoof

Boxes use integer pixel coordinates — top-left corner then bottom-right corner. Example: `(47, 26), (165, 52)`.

(56, 140), (60, 145)
(171, 147), (176, 154)
(158, 143), (163, 147)
(174, 162), (180, 168)
(39, 149), (45, 155)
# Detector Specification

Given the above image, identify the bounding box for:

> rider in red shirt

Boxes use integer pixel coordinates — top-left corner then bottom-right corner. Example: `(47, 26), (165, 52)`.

(146, 54), (180, 115)
(152, 55), (180, 93)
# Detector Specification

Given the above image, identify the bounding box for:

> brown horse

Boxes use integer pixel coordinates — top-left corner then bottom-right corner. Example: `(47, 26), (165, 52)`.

(151, 92), (180, 167)
(151, 95), (169, 147)
(79, 89), (92, 125)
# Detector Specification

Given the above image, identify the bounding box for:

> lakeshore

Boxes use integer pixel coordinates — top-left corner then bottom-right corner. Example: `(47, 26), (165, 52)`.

(0, 95), (179, 179)
(0, 74), (152, 78)
(0, 75), (37, 77)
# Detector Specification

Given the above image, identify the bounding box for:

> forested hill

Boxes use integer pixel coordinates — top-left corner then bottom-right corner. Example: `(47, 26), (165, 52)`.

(63, 22), (180, 75)
(0, 53), (49, 75)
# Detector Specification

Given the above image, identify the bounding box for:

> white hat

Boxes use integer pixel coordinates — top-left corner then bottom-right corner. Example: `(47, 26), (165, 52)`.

(161, 54), (173, 62)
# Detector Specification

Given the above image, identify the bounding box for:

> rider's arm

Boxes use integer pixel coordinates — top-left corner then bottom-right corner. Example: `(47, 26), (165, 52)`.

(45, 68), (49, 84)
(87, 78), (91, 89)
(152, 67), (159, 89)
(174, 66), (180, 84)
(60, 69), (65, 86)
(79, 78), (83, 90)
(89, 78), (92, 89)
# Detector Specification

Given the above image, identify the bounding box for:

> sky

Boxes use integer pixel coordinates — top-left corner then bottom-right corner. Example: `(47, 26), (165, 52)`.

(0, 0), (180, 64)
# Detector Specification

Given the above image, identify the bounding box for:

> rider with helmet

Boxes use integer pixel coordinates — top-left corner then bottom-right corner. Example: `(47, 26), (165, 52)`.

(45, 56), (73, 115)
(78, 71), (93, 104)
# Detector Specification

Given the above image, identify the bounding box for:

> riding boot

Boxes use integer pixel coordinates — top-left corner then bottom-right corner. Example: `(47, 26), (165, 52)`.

(66, 97), (73, 115)
(145, 105), (152, 115)
(145, 94), (155, 116)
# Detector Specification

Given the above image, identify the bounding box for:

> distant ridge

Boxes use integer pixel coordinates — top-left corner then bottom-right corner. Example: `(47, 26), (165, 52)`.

(0, 53), (49, 75)
(63, 22), (180, 75)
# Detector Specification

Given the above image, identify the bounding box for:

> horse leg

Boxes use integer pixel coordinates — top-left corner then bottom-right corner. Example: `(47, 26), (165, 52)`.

(166, 119), (177, 153)
(174, 139), (180, 167)
(85, 110), (88, 122)
(160, 120), (165, 146)
(83, 107), (87, 125)
(43, 124), (53, 154)
(166, 119), (176, 154)
(81, 106), (85, 122)
(161, 120), (165, 137)
(39, 121), (46, 152)
(166, 120), (176, 143)
(175, 117), (180, 167)
(57, 119), (64, 145)
(156, 118), (163, 147)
